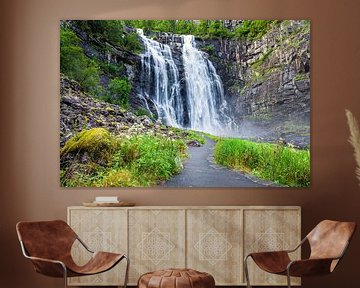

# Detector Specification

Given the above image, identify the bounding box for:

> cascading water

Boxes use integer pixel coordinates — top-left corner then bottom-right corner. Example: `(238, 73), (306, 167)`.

(182, 35), (231, 134)
(137, 29), (183, 127)
(137, 29), (234, 135)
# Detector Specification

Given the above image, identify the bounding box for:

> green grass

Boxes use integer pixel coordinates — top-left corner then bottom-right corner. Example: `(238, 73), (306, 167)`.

(214, 138), (310, 187)
(200, 131), (222, 142)
(60, 128), (188, 187)
(168, 127), (206, 144)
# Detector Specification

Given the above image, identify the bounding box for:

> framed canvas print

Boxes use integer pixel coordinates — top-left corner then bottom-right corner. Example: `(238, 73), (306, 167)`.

(60, 20), (310, 188)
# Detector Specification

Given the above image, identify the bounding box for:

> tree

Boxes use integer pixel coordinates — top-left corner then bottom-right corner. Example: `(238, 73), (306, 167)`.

(196, 20), (209, 36)
(234, 20), (274, 40)
(108, 77), (132, 108)
(208, 20), (229, 38)
(60, 28), (101, 95)
(176, 20), (196, 34)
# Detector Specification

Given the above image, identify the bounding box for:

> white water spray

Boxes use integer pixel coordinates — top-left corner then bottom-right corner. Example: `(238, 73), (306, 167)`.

(137, 29), (234, 135)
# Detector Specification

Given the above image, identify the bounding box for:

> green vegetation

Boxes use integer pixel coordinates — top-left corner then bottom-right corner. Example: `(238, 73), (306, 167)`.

(128, 20), (278, 40)
(105, 77), (132, 108)
(201, 44), (216, 55)
(60, 128), (190, 187)
(251, 48), (273, 69)
(60, 28), (102, 95)
(73, 20), (141, 53)
(200, 131), (221, 142)
(60, 128), (117, 163)
(234, 20), (277, 40)
(293, 73), (309, 82)
(60, 20), (143, 107)
(214, 138), (310, 187)
(97, 61), (123, 78)
(168, 127), (206, 144)
(134, 108), (154, 119)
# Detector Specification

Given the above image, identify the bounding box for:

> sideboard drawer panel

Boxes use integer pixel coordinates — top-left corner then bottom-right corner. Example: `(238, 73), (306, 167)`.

(186, 209), (243, 285)
(128, 209), (186, 284)
(68, 208), (127, 286)
(243, 208), (301, 286)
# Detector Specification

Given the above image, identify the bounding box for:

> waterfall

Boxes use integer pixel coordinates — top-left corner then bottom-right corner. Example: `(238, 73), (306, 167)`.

(137, 29), (183, 127)
(182, 35), (229, 134)
(137, 29), (234, 135)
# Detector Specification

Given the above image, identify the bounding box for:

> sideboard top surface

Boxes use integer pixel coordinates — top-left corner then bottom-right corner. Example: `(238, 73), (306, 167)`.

(68, 205), (301, 210)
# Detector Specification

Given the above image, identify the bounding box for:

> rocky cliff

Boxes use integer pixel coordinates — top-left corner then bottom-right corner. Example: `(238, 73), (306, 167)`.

(60, 74), (203, 147)
(151, 20), (310, 146)
(207, 20), (310, 146)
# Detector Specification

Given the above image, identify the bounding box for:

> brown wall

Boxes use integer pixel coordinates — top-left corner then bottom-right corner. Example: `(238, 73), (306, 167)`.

(1, 0), (360, 287)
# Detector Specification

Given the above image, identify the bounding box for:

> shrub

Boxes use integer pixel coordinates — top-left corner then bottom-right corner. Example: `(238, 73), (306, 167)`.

(207, 20), (230, 38)
(73, 20), (141, 53)
(128, 20), (233, 39)
(235, 20), (276, 40)
(214, 138), (310, 187)
(201, 44), (216, 55)
(60, 28), (101, 95)
(106, 77), (132, 108)
(99, 169), (138, 187)
(134, 108), (154, 119)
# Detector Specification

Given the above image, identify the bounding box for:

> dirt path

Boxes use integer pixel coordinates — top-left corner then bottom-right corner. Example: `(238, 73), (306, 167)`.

(161, 138), (273, 187)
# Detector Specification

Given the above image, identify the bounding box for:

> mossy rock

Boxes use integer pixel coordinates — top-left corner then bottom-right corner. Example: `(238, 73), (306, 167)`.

(61, 128), (118, 163)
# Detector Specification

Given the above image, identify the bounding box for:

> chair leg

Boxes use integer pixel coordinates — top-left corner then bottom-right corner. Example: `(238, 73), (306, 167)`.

(286, 269), (291, 288)
(244, 255), (252, 288)
(62, 264), (68, 288)
(123, 255), (130, 288)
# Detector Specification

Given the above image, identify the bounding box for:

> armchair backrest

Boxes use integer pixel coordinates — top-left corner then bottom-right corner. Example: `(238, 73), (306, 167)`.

(307, 220), (356, 261)
(16, 220), (77, 261)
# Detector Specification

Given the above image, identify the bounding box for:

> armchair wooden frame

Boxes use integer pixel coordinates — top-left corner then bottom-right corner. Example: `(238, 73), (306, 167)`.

(16, 220), (129, 288)
(244, 220), (356, 288)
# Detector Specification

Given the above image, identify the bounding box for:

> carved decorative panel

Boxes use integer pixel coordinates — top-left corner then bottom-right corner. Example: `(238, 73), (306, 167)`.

(128, 209), (186, 284)
(187, 209), (243, 285)
(68, 208), (127, 286)
(68, 206), (300, 286)
(243, 209), (301, 286)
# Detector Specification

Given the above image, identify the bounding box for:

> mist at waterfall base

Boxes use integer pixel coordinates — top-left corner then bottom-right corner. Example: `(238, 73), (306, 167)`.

(137, 29), (238, 138)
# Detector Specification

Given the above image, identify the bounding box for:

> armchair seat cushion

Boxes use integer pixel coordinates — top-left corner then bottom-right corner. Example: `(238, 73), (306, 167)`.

(66, 251), (125, 276)
(250, 251), (291, 274)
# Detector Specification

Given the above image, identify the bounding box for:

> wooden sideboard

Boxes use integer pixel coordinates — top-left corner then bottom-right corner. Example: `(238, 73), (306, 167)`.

(67, 206), (301, 286)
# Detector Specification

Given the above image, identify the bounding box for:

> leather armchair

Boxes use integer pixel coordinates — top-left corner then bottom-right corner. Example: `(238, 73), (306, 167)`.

(244, 220), (356, 288)
(16, 220), (129, 288)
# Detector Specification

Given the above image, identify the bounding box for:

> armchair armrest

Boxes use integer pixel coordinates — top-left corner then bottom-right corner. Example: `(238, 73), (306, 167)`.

(19, 240), (67, 277)
(285, 237), (307, 253)
(25, 255), (67, 278)
(287, 239), (351, 277)
(245, 236), (306, 259)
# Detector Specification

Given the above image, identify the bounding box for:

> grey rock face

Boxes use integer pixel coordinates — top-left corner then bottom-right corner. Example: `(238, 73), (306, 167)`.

(201, 21), (310, 147)
(60, 75), (197, 148)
